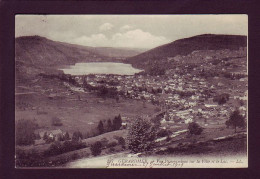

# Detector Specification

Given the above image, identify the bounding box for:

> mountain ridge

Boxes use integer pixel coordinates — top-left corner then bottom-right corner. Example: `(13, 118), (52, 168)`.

(15, 35), (146, 67)
(126, 34), (247, 69)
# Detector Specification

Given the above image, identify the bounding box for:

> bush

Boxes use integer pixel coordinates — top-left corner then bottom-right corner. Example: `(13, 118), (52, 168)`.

(71, 153), (79, 160)
(107, 141), (118, 148)
(43, 140), (86, 157)
(226, 110), (245, 133)
(100, 137), (109, 147)
(213, 93), (230, 105)
(62, 141), (86, 153)
(188, 122), (203, 135)
(90, 141), (102, 156)
(62, 141), (73, 152)
(72, 131), (83, 142)
(47, 141), (62, 156)
(117, 137), (125, 146)
(52, 117), (63, 126)
(16, 119), (38, 146)
(16, 149), (44, 167)
(157, 129), (170, 138)
(16, 149), (27, 160)
(166, 146), (175, 153)
(109, 147), (115, 153)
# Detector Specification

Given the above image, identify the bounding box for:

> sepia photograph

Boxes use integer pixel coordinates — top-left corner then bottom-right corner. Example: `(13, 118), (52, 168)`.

(15, 15), (248, 168)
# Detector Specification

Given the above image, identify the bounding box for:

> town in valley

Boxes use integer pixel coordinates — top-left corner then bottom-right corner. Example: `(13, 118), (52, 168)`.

(15, 15), (248, 168)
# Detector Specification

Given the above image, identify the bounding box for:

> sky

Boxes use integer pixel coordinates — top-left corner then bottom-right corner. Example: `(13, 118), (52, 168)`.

(15, 15), (248, 49)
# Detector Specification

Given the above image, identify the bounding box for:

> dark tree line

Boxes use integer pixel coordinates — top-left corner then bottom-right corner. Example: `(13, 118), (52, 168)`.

(82, 80), (119, 99)
(38, 73), (79, 87)
(98, 86), (118, 98)
(97, 114), (122, 135)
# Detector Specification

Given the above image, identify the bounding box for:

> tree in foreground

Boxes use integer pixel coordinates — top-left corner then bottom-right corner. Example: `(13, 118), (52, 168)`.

(112, 114), (122, 130)
(225, 110), (245, 133)
(106, 119), (113, 132)
(90, 141), (102, 156)
(97, 120), (104, 134)
(127, 117), (157, 153)
(188, 122), (203, 135)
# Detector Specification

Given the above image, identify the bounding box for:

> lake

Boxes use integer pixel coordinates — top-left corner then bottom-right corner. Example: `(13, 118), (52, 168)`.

(60, 62), (143, 76)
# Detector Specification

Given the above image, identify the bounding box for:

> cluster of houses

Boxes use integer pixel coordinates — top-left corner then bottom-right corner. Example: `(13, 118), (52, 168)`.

(34, 129), (64, 146)
(60, 48), (247, 127)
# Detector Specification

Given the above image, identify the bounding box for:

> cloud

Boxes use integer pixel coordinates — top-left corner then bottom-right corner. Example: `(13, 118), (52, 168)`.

(120, 25), (133, 31)
(69, 29), (170, 48)
(16, 15), (247, 49)
(72, 34), (108, 47)
(111, 29), (170, 48)
(99, 23), (114, 31)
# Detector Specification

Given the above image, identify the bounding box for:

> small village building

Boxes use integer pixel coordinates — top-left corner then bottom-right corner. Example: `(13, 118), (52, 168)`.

(185, 118), (193, 124)
(39, 129), (63, 140)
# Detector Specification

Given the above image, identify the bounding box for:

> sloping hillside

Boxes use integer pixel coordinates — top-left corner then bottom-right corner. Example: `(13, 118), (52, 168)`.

(15, 36), (109, 68)
(15, 36), (145, 79)
(126, 34), (247, 68)
(15, 36), (145, 67)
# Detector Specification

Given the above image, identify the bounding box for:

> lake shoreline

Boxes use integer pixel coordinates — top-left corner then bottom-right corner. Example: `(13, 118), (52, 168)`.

(60, 62), (143, 76)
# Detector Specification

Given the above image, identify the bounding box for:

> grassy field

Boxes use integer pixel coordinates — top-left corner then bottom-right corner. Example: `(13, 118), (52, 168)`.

(15, 76), (160, 168)
(151, 123), (247, 157)
(15, 77), (158, 137)
(155, 135), (247, 157)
